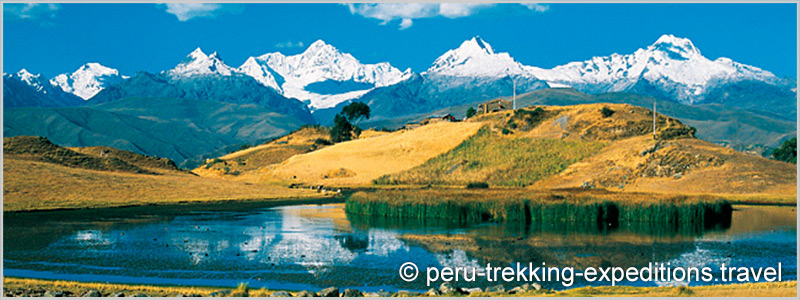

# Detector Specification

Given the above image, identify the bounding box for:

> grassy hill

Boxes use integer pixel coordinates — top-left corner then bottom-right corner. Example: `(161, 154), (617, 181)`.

(4, 97), (308, 168)
(253, 102), (795, 200)
(192, 126), (333, 178)
(3, 137), (321, 212)
(356, 88), (795, 155)
(377, 103), (693, 187)
(512, 88), (796, 152)
(262, 121), (485, 186)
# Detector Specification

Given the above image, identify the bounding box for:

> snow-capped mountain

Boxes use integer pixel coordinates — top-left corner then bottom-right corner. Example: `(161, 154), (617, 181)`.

(13, 69), (48, 93)
(168, 48), (236, 77)
(528, 34), (786, 104)
(4, 69), (83, 108)
(426, 36), (530, 78)
(51, 63), (128, 100)
(240, 40), (412, 109)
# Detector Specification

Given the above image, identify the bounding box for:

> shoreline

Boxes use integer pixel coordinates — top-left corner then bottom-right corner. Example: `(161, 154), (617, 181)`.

(3, 277), (796, 297)
(3, 186), (794, 214)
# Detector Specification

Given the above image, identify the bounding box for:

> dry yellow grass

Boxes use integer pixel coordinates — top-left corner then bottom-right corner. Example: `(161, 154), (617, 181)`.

(3, 158), (323, 212)
(267, 121), (485, 186)
(532, 135), (796, 200)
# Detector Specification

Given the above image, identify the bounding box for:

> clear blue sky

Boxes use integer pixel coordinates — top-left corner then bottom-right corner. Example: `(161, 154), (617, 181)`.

(4, 3), (797, 78)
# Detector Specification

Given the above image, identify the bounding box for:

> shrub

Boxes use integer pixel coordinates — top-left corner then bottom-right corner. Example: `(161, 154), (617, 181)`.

(466, 107), (477, 119)
(501, 128), (512, 135)
(772, 137), (797, 164)
(601, 107), (615, 118)
(506, 107), (547, 131)
(658, 126), (696, 140)
(314, 138), (333, 146)
(466, 182), (489, 189)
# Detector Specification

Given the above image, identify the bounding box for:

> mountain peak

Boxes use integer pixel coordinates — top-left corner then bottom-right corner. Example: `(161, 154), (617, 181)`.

(457, 36), (495, 55)
(427, 37), (525, 77)
(51, 62), (126, 100)
(302, 39), (339, 57)
(650, 34), (701, 58)
(169, 48), (234, 77)
(189, 47), (208, 60)
(17, 69), (38, 80)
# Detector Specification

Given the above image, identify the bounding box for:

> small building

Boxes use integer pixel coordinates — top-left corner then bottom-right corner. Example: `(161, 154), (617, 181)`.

(478, 99), (512, 114)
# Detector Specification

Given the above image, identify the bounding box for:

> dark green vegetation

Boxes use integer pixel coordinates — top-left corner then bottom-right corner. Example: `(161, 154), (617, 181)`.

(374, 126), (605, 187)
(330, 102), (370, 143)
(4, 97), (307, 168)
(601, 106), (615, 118)
(465, 107), (477, 119)
(345, 189), (733, 233)
(772, 137), (797, 163)
(465, 182), (489, 189)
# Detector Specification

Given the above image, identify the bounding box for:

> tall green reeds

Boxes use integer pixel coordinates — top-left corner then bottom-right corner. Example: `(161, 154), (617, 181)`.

(345, 190), (732, 232)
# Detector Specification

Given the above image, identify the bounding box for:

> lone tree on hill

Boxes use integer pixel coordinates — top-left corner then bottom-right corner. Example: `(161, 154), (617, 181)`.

(466, 107), (477, 119)
(772, 137), (797, 164)
(330, 102), (370, 143)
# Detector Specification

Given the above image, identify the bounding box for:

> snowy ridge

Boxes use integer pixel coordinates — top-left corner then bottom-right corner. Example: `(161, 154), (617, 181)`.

(51, 63), (128, 100)
(426, 37), (530, 78)
(168, 48), (236, 77)
(243, 40), (412, 109)
(12, 69), (48, 93)
(528, 34), (783, 103)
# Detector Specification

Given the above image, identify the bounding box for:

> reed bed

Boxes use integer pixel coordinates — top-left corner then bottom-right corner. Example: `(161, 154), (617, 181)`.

(345, 189), (732, 231)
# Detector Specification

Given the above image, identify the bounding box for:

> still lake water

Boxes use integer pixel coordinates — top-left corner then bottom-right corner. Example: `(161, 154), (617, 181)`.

(3, 201), (797, 292)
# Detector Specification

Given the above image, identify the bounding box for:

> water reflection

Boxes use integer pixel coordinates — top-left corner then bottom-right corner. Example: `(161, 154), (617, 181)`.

(3, 203), (796, 292)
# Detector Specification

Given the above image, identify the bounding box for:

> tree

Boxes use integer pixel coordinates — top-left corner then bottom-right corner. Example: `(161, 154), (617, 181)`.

(772, 137), (796, 164)
(330, 102), (371, 143)
(466, 107), (477, 119)
(341, 102), (370, 125)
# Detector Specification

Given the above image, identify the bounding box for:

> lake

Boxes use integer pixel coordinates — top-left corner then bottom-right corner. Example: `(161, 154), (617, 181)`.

(3, 201), (796, 292)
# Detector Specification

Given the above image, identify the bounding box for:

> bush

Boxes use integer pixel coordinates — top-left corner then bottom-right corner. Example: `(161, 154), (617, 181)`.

(658, 126), (696, 140)
(466, 107), (477, 119)
(772, 137), (797, 163)
(601, 107), (615, 118)
(466, 182), (489, 189)
(506, 107), (547, 131)
(314, 138), (333, 146)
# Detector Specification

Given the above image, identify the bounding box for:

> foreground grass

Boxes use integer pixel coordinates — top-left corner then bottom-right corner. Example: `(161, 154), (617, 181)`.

(4, 277), (795, 297)
(3, 158), (324, 212)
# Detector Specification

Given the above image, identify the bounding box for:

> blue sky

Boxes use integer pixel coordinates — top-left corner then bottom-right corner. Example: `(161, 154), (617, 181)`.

(4, 3), (797, 78)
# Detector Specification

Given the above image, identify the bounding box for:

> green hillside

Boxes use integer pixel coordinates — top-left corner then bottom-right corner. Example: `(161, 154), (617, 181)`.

(3, 97), (307, 168)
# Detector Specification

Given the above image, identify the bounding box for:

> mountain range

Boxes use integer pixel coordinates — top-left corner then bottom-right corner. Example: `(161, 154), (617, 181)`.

(4, 34), (796, 166)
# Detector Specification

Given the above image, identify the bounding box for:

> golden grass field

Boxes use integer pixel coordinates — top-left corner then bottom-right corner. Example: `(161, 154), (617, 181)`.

(4, 277), (795, 297)
(266, 121), (484, 186)
(3, 158), (323, 212)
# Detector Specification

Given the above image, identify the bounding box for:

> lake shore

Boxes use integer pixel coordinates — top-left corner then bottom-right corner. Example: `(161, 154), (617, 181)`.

(3, 277), (796, 297)
(5, 185), (794, 214)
